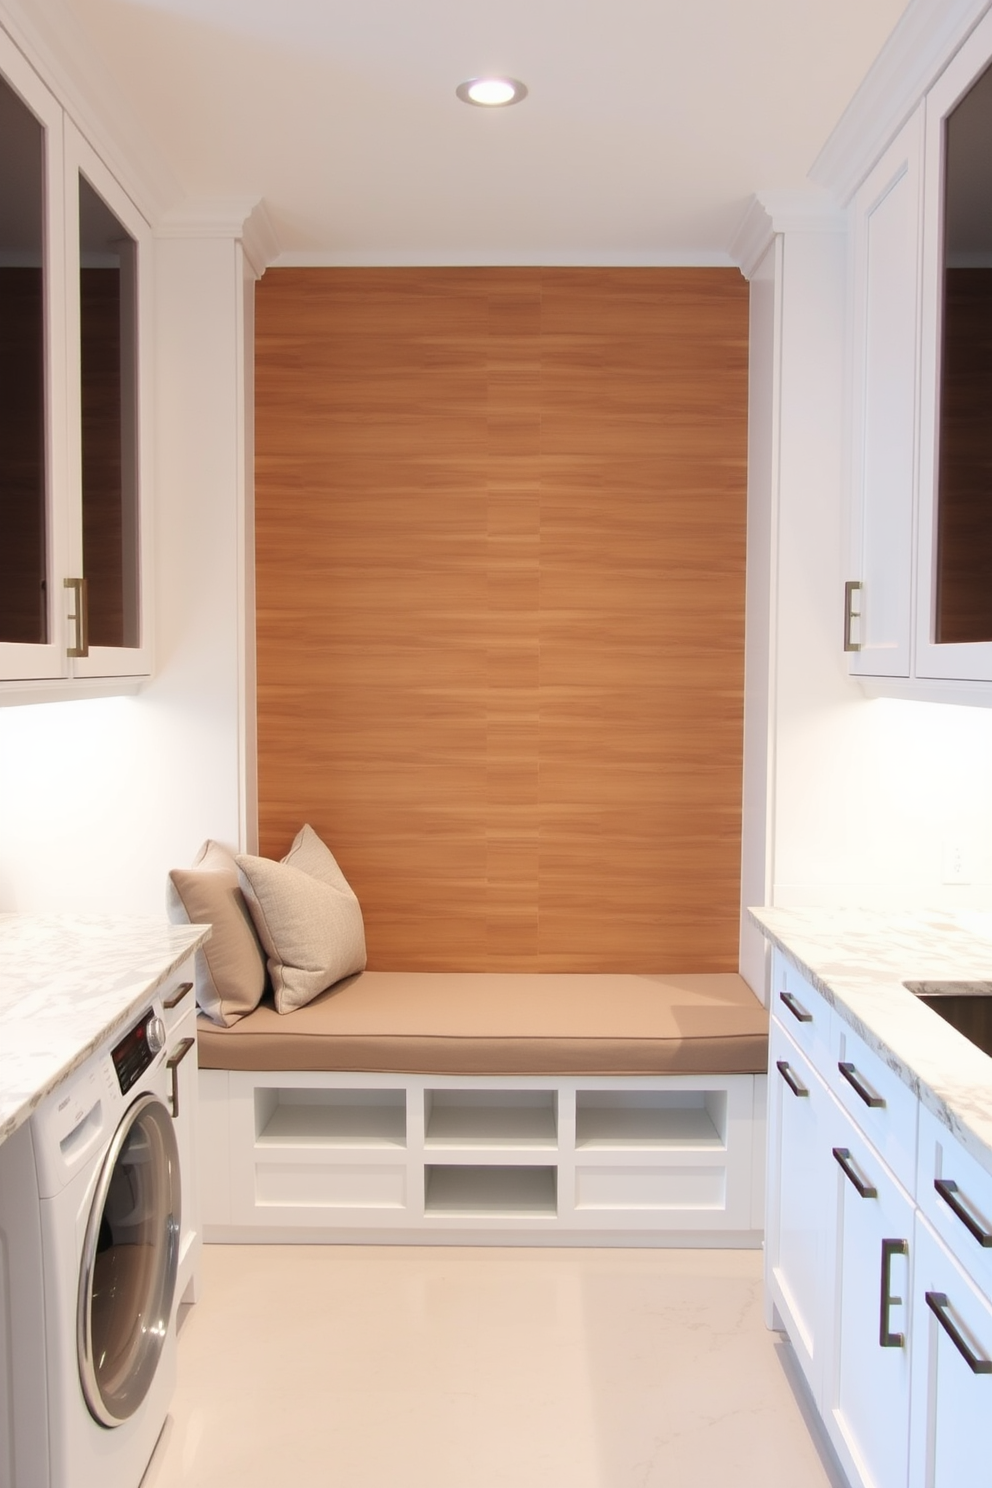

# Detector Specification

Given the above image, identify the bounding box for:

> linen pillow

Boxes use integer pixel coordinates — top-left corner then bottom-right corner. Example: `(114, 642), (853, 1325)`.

(236, 830), (366, 1014)
(167, 839), (268, 1026)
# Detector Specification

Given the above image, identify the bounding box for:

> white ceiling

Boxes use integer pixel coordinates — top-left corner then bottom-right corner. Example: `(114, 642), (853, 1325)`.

(60, 0), (909, 264)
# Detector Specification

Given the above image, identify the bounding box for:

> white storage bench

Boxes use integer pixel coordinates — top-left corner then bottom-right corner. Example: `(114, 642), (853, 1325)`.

(197, 971), (768, 1246)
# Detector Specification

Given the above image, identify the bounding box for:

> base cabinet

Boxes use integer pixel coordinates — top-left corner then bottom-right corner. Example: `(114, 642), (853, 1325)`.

(766, 1020), (831, 1392)
(767, 949), (992, 1488)
(825, 1100), (914, 1488)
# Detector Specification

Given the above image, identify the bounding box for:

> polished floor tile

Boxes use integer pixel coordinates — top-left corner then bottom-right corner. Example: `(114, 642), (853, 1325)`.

(143, 1246), (846, 1488)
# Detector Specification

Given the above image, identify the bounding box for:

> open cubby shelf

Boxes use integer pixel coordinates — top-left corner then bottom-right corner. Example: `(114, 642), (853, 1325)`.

(201, 1070), (765, 1244)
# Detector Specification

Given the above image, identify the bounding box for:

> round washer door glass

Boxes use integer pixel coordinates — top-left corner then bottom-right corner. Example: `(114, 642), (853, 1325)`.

(78, 1091), (181, 1426)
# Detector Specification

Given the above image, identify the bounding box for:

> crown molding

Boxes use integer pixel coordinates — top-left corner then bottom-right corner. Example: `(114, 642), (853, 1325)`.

(810, 0), (992, 205)
(269, 248), (739, 269)
(0, 0), (182, 225)
(731, 189), (844, 279)
(157, 198), (281, 275)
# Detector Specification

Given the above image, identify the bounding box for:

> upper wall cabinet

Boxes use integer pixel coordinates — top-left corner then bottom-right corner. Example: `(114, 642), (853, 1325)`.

(847, 8), (992, 700)
(0, 30), (153, 699)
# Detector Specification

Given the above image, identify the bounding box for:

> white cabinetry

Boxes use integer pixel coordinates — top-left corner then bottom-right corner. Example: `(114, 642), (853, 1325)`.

(767, 949), (992, 1488)
(825, 1097), (914, 1488)
(845, 8), (992, 700)
(766, 1018), (832, 1393)
(161, 973), (200, 1304)
(0, 22), (154, 701)
(847, 108), (923, 679)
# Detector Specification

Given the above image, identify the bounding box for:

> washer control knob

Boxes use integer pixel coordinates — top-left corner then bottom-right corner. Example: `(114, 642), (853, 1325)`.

(146, 1016), (166, 1055)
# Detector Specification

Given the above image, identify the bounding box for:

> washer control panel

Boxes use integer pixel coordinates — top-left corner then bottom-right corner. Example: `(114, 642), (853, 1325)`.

(111, 1009), (162, 1095)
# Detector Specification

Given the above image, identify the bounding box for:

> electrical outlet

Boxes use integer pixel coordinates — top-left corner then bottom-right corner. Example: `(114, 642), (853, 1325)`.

(942, 840), (972, 885)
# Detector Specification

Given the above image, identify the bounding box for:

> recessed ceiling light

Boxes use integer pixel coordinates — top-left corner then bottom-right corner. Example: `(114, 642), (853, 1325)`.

(456, 77), (528, 108)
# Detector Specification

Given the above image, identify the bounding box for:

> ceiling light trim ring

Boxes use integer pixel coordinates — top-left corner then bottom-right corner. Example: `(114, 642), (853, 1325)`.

(456, 78), (528, 108)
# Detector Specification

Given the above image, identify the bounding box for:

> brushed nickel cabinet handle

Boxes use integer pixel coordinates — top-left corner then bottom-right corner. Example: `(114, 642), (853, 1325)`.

(779, 990), (813, 1024)
(838, 1061), (885, 1108)
(64, 576), (89, 657)
(776, 1060), (809, 1098)
(163, 981), (194, 1011)
(879, 1238), (908, 1347)
(166, 1037), (195, 1119)
(935, 1178), (992, 1248)
(926, 1291), (992, 1375)
(844, 579), (863, 652)
(833, 1146), (878, 1199)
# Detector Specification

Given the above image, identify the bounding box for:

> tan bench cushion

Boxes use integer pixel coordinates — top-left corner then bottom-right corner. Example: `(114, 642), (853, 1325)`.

(196, 971), (768, 1076)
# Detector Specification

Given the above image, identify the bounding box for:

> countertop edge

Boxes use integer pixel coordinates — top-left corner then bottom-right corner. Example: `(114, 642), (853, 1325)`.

(0, 919), (210, 1146)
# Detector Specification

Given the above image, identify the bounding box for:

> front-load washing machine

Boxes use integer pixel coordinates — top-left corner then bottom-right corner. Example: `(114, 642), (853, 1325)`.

(0, 998), (184, 1488)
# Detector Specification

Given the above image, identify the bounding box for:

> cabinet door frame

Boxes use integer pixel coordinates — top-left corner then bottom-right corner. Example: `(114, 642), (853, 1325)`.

(63, 121), (154, 682)
(822, 1098), (915, 1488)
(915, 8), (992, 683)
(910, 1212), (992, 1488)
(847, 106), (924, 680)
(0, 28), (71, 683)
(765, 1017), (832, 1399)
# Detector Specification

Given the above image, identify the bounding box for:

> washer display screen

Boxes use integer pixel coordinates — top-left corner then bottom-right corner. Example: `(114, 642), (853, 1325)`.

(111, 1017), (153, 1095)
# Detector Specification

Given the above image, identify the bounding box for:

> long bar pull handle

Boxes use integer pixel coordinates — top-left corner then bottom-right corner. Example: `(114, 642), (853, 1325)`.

(838, 1061), (885, 1108)
(163, 981), (194, 1011)
(844, 580), (863, 652)
(926, 1292), (992, 1375)
(776, 1060), (809, 1099)
(833, 1146), (878, 1199)
(935, 1178), (992, 1248)
(779, 991), (813, 1024)
(64, 576), (89, 657)
(879, 1238), (908, 1347)
(166, 1038), (195, 1120)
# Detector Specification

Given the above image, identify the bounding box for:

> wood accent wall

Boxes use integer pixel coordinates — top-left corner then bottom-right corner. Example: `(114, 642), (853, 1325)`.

(255, 268), (748, 972)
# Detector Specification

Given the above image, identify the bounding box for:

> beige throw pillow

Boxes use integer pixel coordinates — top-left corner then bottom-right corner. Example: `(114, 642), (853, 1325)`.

(236, 828), (366, 1013)
(167, 839), (268, 1026)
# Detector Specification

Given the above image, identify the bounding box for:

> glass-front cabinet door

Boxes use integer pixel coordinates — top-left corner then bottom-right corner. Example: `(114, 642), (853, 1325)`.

(64, 124), (152, 681)
(0, 30), (152, 692)
(0, 36), (68, 682)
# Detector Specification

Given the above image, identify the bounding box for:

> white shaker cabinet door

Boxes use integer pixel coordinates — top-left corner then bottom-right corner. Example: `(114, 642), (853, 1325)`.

(847, 105), (924, 679)
(823, 1099), (915, 1488)
(910, 1213), (992, 1488)
(765, 1019), (832, 1398)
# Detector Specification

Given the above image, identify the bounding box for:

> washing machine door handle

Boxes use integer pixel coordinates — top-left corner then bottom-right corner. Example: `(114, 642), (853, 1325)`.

(77, 1092), (180, 1427)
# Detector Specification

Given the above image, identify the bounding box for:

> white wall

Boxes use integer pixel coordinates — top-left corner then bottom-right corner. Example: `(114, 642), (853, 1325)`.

(0, 235), (255, 914)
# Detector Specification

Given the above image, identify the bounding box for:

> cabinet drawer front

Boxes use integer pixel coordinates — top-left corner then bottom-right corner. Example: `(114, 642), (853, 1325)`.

(918, 1103), (992, 1305)
(772, 953), (833, 1063)
(829, 1019), (918, 1193)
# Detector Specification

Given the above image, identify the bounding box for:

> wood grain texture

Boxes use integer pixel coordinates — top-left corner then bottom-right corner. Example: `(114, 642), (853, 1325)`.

(255, 268), (748, 972)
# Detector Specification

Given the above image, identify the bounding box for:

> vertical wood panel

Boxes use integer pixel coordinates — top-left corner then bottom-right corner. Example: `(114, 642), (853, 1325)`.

(255, 268), (748, 971)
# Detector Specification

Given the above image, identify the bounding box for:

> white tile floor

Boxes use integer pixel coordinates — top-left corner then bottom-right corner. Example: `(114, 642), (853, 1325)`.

(143, 1245), (847, 1488)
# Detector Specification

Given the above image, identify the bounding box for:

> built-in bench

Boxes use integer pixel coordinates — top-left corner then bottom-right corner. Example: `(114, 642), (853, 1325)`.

(197, 970), (768, 1246)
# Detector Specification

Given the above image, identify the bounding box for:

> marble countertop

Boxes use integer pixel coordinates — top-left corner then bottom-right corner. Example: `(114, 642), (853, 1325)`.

(750, 906), (992, 1177)
(0, 913), (209, 1145)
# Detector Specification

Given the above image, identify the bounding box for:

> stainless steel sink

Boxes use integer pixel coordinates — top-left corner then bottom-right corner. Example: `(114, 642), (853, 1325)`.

(904, 981), (992, 1058)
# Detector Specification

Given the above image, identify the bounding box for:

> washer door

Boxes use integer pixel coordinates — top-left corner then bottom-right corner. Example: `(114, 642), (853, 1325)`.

(77, 1092), (181, 1426)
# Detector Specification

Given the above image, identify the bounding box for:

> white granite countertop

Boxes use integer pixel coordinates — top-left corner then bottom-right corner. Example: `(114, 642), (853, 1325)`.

(0, 914), (209, 1145)
(750, 906), (992, 1177)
